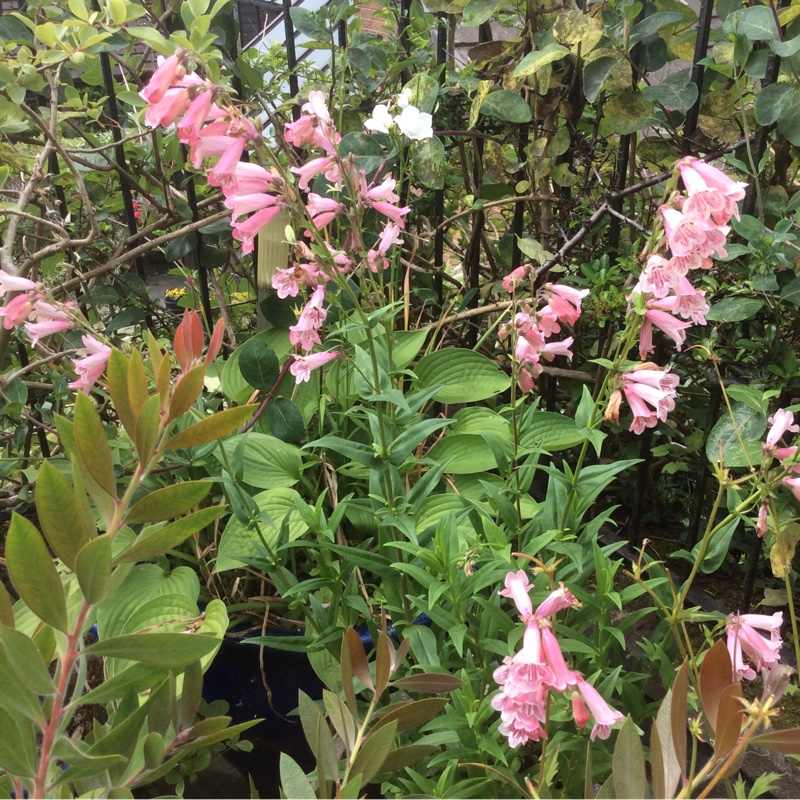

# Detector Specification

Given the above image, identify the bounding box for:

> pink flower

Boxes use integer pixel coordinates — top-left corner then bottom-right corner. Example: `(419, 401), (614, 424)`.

(621, 368), (679, 434)
(0, 294), (34, 329)
(207, 139), (249, 192)
(289, 319), (322, 351)
(292, 156), (336, 191)
(140, 51), (186, 105)
(68, 335), (111, 394)
(756, 501), (769, 538)
(574, 678), (623, 740)
(637, 254), (683, 298)
(678, 156), (747, 224)
(289, 350), (339, 383)
(660, 206), (709, 257)
(499, 570), (534, 618)
(0, 271), (38, 294)
(540, 627), (578, 692)
(306, 193), (346, 229)
(534, 584), (581, 617)
(272, 264), (321, 299)
(24, 319), (72, 345)
(224, 192), (283, 223)
(726, 613), (782, 681)
(541, 337), (574, 362)
(639, 307), (692, 358)
(232, 204), (287, 254)
(215, 162), (280, 195)
(31, 299), (73, 323)
(176, 89), (216, 146)
(285, 90), (340, 153)
(370, 200), (411, 228)
(367, 222), (403, 272)
(765, 409), (799, 449)
(502, 265), (531, 292)
(542, 284), (589, 326)
(145, 87), (193, 128)
(782, 476), (800, 503)
(669, 277), (709, 325)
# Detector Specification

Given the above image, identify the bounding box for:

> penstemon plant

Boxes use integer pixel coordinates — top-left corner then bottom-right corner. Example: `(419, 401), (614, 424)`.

(0, 312), (258, 799)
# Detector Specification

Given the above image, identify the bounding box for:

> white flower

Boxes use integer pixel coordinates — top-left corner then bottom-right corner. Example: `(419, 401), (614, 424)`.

(364, 104), (395, 134)
(397, 87), (413, 109)
(394, 105), (433, 141)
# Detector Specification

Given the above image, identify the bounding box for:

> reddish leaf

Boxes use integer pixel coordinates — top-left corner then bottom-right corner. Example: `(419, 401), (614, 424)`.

(204, 319), (225, 366)
(340, 628), (358, 714)
(392, 673), (464, 693)
(670, 660), (689, 780)
(345, 626), (374, 692)
(750, 727), (800, 754)
(375, 630), (392, 696)
(378, 744), (437, 774)
(650, 714), (666, 800)
(713, 682), (744, 761)
(699, 639), (733, 734)
(372, 698), (448, 734)
(174, 311), (204, 373)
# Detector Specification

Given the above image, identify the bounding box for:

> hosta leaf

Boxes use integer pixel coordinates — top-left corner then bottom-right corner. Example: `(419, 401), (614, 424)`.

(415, 349), (510, 403)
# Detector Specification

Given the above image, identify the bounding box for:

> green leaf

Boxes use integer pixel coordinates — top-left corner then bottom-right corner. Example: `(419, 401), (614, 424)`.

(415, 348), (510, 403)
(116, 506), (224, 564)
(771, 34), (800, 57)
(135, 393), (161, 462)
(629, 12), (684, 44)
(706, 297), (764, 322)
(373, 698), (448, 734)
(512, 43), (570, 77)
(280, 752), (316, 799)
(75, 534), (112, 605)
(706, 402), (766, 465)
(218, 433), (301, 488)
(412, 135), (446, 190)
(520, 411), (586, 451)
(348, 721), (398, 790)
(427, 433), (501, 473)
(0, 15), (34, 44)
(378, 743), (438, 774)
(87, 632), (220, 668)
(298, 690), (339, 783)
(0, 583), (14, 628)
(480, 90), (532, 123)
(126, 481), (214, 523)
(392, 329), (429, 369)
(777, 94), (800, 146)
(462, 0), (508, 26)
(36, 460), (93, 570)
(1, 626), (55, 695)
(216, 488), (310, 571)
(392, 673), (464, 692)
(165, 405), (256, 450)
(74, 391), (116, 499)
(613, 716), (647, 799)
(642, 73), (698, 112)
(754, 83), (798, 126)
(780, 276), (800, 305)
(391, 418), (453, 463)
(402, 73), (440, 114)
(6, 513), (67, 633)
(0, 706), (36, 777)
(583, 53), (624, 103)
(164, 232), (197, 262)
(723, 6), (779, 40)
(238, 338), (279, 390)
(126, 25), (172, 52)
(267, 397), (305, 443)
(603, 91), (655, 135)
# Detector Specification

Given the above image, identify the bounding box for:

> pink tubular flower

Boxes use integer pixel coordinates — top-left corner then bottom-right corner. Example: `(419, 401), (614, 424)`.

(534, 583), (581, 617)
(765, 409), (799, 449)
(176, 88), (216, 146)
(0, 271), (38, 294)
(782, 476), (800, 503)
(637, 254), (684, 298)
(499, 570), (534, 619)
(502, 265), (531, 293)
(726, 613), (782, 681)
(144, 87), (193, 129)
(367, 222), (403, 272)
(574, 678), (624, 741)
(285, 90), (339, 153)
(216, 162), (279, 196)
(224, 192), (283, 223)
(68, 335), (111, 394)
(639, 307), (692, 358)
(540, 627), (578, 692)
(306, 193), (346, 229)
(0, 294), (34, 329)
(292, 156), (335, 191)
(24, 319), (72, 345)
(207, 139), (248, 192)
(571, 691), (590, 730)
(289, 350), (338, 383)
(542, 283), (589, 326)
(678, 156), (747, 225)
(140, 51), (186, 105)
(272, 263), (321, 299)
(232, 204), (287, 255)
(660, 206), (709, 257)
(621, 367), (679, 434)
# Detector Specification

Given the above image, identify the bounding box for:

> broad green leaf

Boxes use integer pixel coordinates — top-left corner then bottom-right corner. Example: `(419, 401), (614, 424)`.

(0, 644), (45, 722)
(106, 350), (136, 438)
(126, 25), (172, 52)
(6, 513), (67, 633)
(452, 408), (512, 440)
(116, 506), (225, 564)
(135, 393), (162, 462)
(280, 752), (316, 799)
(520, 411), (585, 451)
(0, 583), (13, 628)
(428, 433), (502, 473)
(75, 534), (112, 605)
(780, 276), (800, 305)
(165, 405), (256, 450)
(629, 12), (684, 44)
(705, 402), (766, 465)
(706, 297), (764, 322)
(512, 43), (570, 77)
(654, 689), (681, 800)
(298, 690), (339, 783)
(1, 626), (55, 695)
(402, 73), (439, 114)
(642, 73), (698, 112)
(373, 698), (448, 734)
(238, 338), (279, 390)
(36, 460), (93, 570)
(216, 488), (310, 571)
(267, 397), (305, 443)
(583, 53), (624, 103)
(170, 364), (205, 419)
(412, 135), (445, 190)
(754, 83), (798, 126)
(462, 0), (508, 26)
(348, 721), (398, 789)
(50, 737), (127, 783)
(126, 481), (214, 523)
(379, 743), (437, 774)
(74, 392), (116, 499)
(216, 433), (301, 489)
(603, 91), (655, 135)
(552, 10), (603, 51)
(771, 34), (800, 57)
(480, 90), (532, 123)
(723, 5), (779, 40)
(415, 348), (510, 403)
(87, 632), (220, 668)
